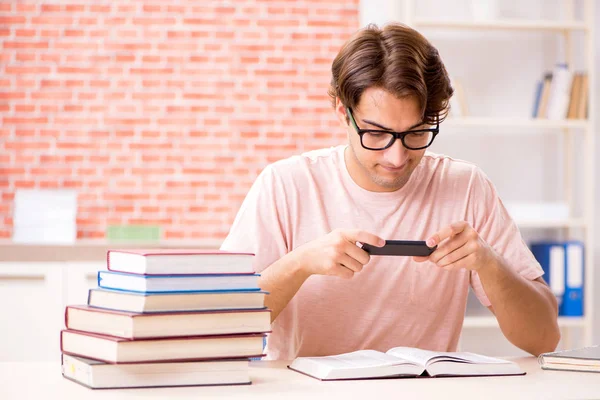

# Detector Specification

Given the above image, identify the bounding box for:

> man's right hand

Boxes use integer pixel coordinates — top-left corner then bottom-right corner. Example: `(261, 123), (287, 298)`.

(293, 229), (385, 279)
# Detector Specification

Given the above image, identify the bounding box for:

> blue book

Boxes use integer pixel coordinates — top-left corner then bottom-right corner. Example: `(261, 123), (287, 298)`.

(98, 271), (261, 293)
(530, 241), (584, 316)
(563, 242), (584, 316)
(532, 79), (543, 118)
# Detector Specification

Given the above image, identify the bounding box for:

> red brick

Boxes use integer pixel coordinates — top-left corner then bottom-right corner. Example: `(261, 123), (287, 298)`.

(6, 66), (51, 74)
(90, 5), (110, 12)
(66, 5), (86, 12)
(4, 117), (48, 125)
(15, 29), (36, 37)
(32, 16), (73, 25)
(129, 68), (173, 75)
(0, 16), (26, 24)
(31, 92), (72, 100)
(132, 17), (176, 25)
(15, 105), (35, 112)
(79, 17), (98, 25)
(0, 92), (26, 100)
(39, 54), (61, 62)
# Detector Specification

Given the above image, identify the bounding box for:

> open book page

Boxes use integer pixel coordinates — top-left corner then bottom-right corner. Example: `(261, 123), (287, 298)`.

(386, 347), (509, 367)
(386, 347), (523, 377)
(288, 350), (425, 380)
(306, 350), (413, 369)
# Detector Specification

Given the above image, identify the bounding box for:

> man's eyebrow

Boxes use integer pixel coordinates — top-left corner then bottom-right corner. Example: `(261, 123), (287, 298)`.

(361, 118), (423, 131)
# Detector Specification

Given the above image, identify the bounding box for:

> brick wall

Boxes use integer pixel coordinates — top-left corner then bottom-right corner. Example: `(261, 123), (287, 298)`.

(1, 1), (359, 241)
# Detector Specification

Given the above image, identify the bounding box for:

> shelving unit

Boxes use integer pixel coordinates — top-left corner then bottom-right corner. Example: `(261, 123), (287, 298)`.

(463, 316), (586, 329)
(443, 117), (588, 130)
(413, 19), (588, 32)
(401, 0), (595, 347)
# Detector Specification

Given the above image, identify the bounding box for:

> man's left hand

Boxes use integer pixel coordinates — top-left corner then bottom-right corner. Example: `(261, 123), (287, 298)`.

(413, 221), (498, 272)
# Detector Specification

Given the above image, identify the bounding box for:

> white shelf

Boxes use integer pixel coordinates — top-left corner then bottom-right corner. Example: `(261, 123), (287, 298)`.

(463, 316), (586, 328)
(444, 117), (588, 130)
(405, 0), (595, 349)
(414, 19), (587, 32)
(515, 218), (587, 229)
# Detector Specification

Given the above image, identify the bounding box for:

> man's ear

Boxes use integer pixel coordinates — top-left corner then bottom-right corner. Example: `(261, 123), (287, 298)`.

(334, 98), (349, 127)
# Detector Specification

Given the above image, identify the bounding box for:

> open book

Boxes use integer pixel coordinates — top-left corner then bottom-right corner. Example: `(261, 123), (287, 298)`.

(288, 347), (525, 380)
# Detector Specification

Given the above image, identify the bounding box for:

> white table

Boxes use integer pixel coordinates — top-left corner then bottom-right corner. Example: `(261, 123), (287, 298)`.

(1, 358), (598, 399)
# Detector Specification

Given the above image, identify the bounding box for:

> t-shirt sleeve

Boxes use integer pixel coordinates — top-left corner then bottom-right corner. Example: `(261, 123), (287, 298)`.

(220, 165), (289, 273)
(468, 167), (544, 307)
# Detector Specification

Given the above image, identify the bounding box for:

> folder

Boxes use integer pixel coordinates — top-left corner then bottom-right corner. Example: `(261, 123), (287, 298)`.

(530, 242), (565, 310)
(563, 242), (584, 316)
(530, 241), (584, 316)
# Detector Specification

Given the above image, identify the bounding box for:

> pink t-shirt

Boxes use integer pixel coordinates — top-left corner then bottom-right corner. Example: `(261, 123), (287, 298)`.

(221, 145), (543, 360)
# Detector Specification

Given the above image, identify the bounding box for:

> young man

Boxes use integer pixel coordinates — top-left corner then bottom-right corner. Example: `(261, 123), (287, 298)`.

(221, 23), (559, 359)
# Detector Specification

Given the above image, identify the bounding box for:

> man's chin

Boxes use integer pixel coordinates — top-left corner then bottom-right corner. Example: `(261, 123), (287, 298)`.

(370, 174), (409, 191)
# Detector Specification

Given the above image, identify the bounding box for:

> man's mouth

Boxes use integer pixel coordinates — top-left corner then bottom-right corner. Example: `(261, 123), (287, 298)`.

(380, 163), (407, 172)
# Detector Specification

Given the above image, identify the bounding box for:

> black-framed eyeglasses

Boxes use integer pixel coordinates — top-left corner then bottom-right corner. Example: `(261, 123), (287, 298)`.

(346, 107), (439, 151)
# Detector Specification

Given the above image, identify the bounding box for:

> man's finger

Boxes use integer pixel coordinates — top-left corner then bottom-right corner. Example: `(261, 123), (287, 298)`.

(435, 241), (471, 268)
(346, 243), (371, 265)
(335, 264), (355, 279)
(339, 254), (363, 273)
(426, 221), (468, 247)
(344, 229), (385, 247)
(429, 233), (470, 264)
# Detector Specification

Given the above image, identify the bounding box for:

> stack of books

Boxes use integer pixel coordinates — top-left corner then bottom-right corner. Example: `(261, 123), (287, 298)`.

(532, 64), (589, 120)
(60, 249), (270, 389)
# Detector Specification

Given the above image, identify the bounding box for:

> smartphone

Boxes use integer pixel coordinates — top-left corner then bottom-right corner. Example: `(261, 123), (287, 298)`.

(361, 240), (437, 257)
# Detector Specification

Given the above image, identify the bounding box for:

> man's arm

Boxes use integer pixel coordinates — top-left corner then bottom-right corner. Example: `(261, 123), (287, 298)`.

(417, 221), (560, 357)
(259, 251), (311, 322)
(258, 229), (385, 322)
(478, 260), (560, 356)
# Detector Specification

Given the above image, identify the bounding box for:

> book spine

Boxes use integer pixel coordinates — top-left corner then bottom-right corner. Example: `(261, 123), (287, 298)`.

(106, 250), (112, 271)
(532, 80), (543, 118)
(563, 242), (584, 316)
(546, 63), (573, 120)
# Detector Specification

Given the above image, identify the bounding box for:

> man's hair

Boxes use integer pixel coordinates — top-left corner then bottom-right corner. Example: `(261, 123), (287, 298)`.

(328, 23), (453, 125)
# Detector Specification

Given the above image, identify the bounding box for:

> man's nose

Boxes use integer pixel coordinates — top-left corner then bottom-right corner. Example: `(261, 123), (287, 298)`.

(382, 137), (408, 167)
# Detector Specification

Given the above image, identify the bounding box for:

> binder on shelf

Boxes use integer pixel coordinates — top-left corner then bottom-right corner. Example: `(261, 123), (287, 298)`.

(564, 242), (584, 316)
(530, 241), (584, 317)
(530, 243), (565, 309)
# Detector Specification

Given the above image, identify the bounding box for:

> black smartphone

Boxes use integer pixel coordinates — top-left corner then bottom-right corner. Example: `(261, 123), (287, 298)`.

(361, 240), (437, 257)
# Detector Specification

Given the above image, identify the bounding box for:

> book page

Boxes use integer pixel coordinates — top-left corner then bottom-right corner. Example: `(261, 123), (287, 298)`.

(387, 347), (509, 367)
(307, 350), (413, 369)
(386, 347), (444, 366)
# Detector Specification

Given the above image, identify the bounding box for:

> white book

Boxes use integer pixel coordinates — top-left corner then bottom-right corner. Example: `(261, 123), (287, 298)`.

(88, 288), (267, 313)
(61, 330), (266, 363)
(289, 347), (524, 380)
(546, 63), (574, 120)
(62, 354), (251, 389)
(65, 305), (271, 339)
(539, 345), (600, 373)
(107, 249), (255, 275)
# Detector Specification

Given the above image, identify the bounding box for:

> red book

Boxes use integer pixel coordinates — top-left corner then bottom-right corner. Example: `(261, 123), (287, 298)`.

(106, 249), (255, 275)
(65, 305), (271, 339)
(60, 329), (266, 364)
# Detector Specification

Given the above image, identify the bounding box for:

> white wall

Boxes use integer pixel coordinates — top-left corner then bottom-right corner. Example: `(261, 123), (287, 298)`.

(360, 0), (598, 355)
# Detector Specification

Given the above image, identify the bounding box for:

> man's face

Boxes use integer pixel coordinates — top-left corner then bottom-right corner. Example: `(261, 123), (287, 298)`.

(335, 87), (428, 192)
